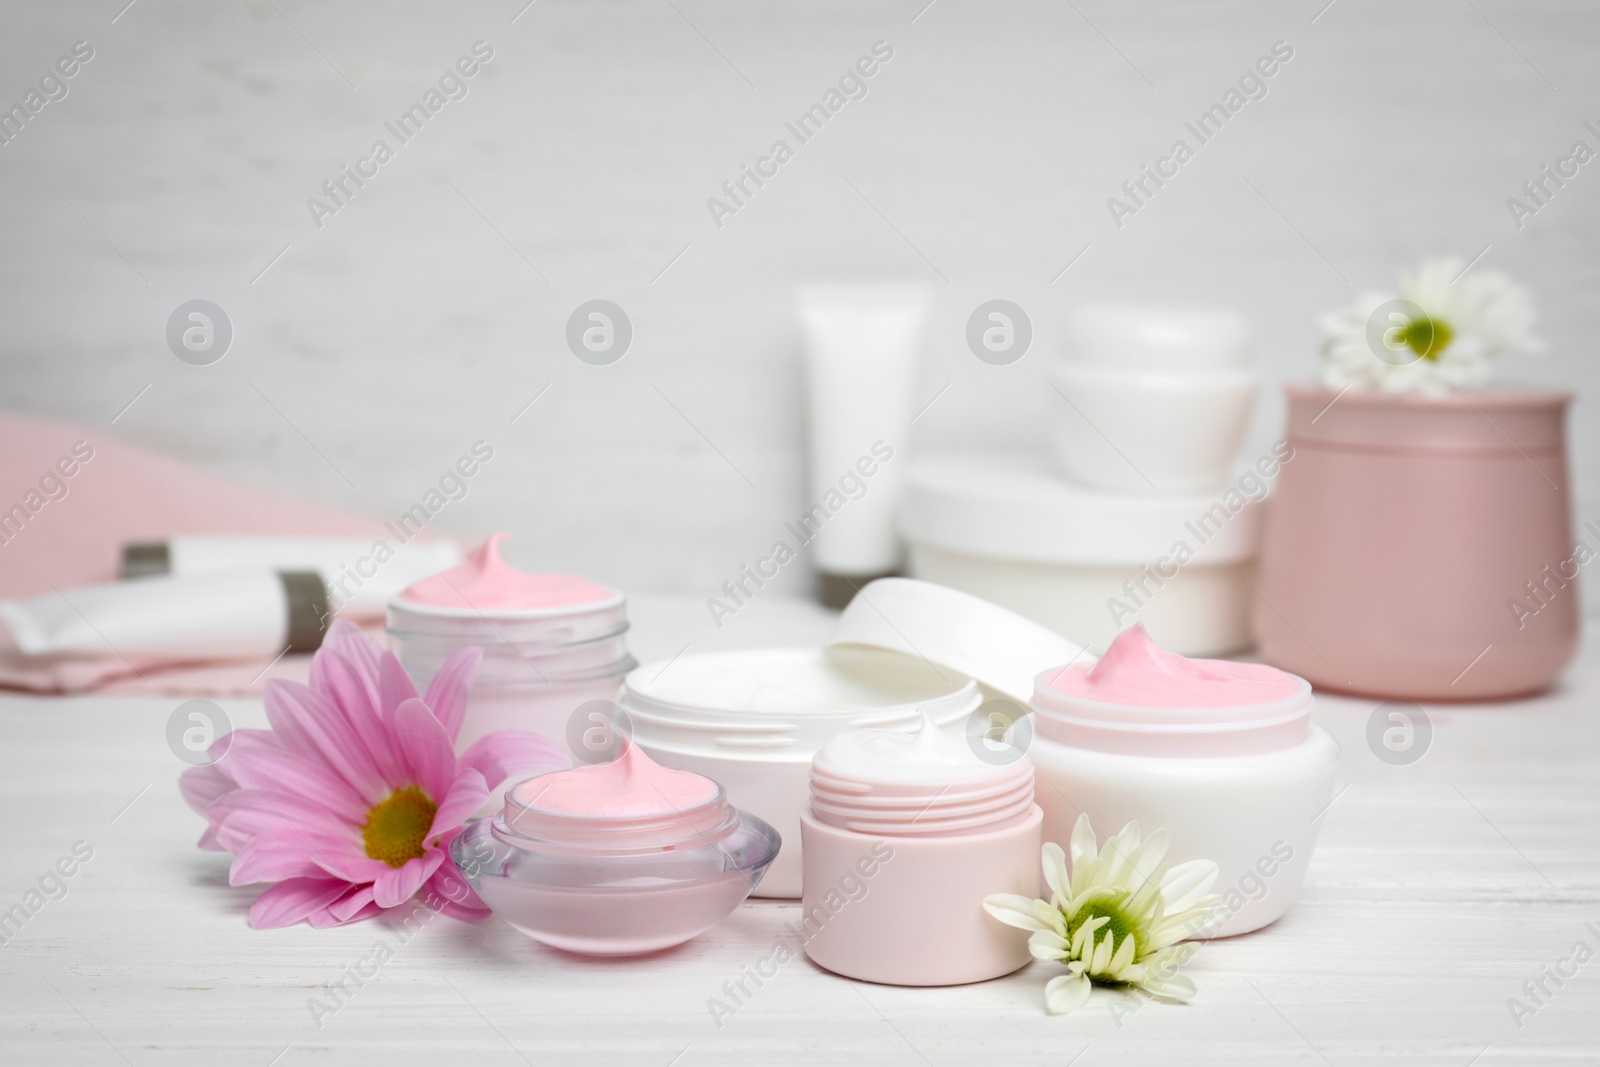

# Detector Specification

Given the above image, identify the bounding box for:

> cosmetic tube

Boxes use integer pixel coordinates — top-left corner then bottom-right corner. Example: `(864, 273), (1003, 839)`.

(797, 285), (929, 607)
(0, 570), (329, 659)
(121, 536), (461, 618)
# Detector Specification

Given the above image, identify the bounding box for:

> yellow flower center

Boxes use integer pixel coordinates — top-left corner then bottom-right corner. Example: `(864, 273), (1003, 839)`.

(361, 786), (437, 869)
(1396, 316), (1453, 361)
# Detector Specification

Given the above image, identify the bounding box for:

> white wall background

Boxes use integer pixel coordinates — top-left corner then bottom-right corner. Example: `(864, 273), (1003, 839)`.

(1, 0), (1596, 609)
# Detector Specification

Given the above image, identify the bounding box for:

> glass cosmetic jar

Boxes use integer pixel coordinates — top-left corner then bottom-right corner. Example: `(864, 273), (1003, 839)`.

(388, 534), (636, 752)
(451, 754), (779, 957)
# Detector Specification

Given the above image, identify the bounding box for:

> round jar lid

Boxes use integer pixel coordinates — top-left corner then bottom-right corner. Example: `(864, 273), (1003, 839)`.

(826, 577), (1090, 704)
(620, 646), (980, 754)
(901, 452), (1265, 567)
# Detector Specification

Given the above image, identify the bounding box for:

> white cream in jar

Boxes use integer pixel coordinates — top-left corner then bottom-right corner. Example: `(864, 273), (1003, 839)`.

(620, 645), (980, 898)
(800, 713), (1041, 986)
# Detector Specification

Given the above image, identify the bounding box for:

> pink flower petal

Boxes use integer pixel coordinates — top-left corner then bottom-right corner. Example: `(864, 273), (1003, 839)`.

(308, 845), (393, 885)
(420, 837), (492, 920)
(264, 679), (390, 805)
(393, 698), (457, 801)
(429, 769), (489, 837)
(378, 652), (421, 721)
(312, 634), (405, 785)
(179, 760), (238, 819)
(426, 892), (492, 923)
(421, 646), (482, 743)
(222, 732), (368, 824)
(207, 788), (357, 852)
(255, 827), (393, 885)
(372, 850), (444, 908)
(458, 729), (568, 791)
(248, 876), (354, 929)
(229, 834), (327, 886)
(326, 884), (377, 924)
(308, 898), (382, 928)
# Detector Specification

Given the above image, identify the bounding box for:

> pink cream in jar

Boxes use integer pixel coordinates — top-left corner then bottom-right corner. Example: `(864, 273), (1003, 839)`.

(1029, 625), (1338, 936)
(451, 742), (779, 956)
(387, 534), (636, 754)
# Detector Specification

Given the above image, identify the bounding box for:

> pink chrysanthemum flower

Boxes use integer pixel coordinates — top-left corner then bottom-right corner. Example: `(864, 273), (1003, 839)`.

(180, 621), (565, 929)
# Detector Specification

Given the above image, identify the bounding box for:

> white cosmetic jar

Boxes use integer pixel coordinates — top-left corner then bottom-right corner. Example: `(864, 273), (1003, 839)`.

(902, 452), (1264, 656)
(619, 646), (981, 899)
(1027, 666), (1339, 937)
(1052, 306), (1258, 493)
(387, 593), (637, 753)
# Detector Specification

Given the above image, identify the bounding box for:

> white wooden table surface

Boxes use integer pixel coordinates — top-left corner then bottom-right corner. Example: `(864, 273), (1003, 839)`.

(2, 594), (1597, 1066)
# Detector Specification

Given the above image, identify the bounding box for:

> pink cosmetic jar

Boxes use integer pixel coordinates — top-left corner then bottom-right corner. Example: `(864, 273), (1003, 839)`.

(450, 745), (779, 957)
(388, 534), (636, 752)
(1028, 625), (1338, 936)
(1256, 385), (1579, 700)
(799, 714), (1041, 986)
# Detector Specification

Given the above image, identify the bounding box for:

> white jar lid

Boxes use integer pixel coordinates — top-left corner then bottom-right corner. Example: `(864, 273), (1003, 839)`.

(620, 646), (981, 755)
(826, 577), (1089, 705)
(1061, 305), (1253, 373)
(901, 452), (1264, 567)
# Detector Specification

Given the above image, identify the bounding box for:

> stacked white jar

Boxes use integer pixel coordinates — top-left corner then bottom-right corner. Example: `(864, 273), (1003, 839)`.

(904, 306), (1270, 656)
(1049, 307), (1259, 494)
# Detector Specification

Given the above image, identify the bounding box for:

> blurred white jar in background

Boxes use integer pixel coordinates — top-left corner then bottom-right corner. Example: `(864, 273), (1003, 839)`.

(1051, 306), (1259, 494)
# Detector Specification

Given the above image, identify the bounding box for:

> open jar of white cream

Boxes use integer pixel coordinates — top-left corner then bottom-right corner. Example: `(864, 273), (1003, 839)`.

(387, 534), (636, 753)
(620, 646), (980, 899)
(621, 578), (1084, 899)
(799, 713), (1041, 986)
(1028, 624), (1338, 936)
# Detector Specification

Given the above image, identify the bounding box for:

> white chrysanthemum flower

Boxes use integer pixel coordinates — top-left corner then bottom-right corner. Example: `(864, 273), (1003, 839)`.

(983, 814), (1223, 1015)
(1320, 257), (1542, 398)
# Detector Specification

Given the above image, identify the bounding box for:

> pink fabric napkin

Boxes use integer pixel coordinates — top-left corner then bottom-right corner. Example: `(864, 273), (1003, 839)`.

(0, 410), (395, 695)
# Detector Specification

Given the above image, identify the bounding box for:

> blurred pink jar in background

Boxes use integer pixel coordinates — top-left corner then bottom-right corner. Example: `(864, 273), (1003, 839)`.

(1255, 385), (1580, 701)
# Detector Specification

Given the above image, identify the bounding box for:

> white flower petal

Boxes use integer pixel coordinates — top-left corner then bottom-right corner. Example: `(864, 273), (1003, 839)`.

(1139, 969), (1198, 1003)
(1090, 931), (1115, 973)
(1042, 842), (1071, 903)
(1072, 914), (1108, 957)
(1109, 931), (1137, 976)
(1129, 827), (1169, 884)
(1160, 859), (1219, 913)
(983, 893), (1054, 933)
(1069, 813), (1097, 871)
(1029, 929), (1071, 960)
(1044, 973), (1093, 1015)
